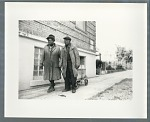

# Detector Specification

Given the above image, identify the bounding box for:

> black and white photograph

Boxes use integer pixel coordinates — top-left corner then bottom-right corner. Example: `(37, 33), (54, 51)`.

(5, 2), (147, 118)
(18, 20), (133, 100)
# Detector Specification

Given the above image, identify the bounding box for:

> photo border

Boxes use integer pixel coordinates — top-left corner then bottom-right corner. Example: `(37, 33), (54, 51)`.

(0, 0), (149, 122)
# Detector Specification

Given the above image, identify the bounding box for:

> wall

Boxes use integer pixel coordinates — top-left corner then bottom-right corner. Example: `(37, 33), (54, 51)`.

(79, 51), (96, 78)
(19, 35), (96, 90)
(19, 36), (46, 90)
(19, 20), (96, 52)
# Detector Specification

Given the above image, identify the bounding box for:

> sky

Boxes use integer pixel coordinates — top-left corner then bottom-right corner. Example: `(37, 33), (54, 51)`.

(96, 4), (147, 61)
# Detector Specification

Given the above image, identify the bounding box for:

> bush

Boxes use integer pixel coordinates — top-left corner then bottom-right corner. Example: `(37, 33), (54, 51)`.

(106, 65), (114, 70)
(116, 65), (125, 70)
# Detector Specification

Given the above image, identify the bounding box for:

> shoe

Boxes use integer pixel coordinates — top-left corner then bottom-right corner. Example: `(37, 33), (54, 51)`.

(50, 81), (55, 86)
(47, 86), (55, 93)
(72, 89), (76, 93)
(62, 89), (70, 92)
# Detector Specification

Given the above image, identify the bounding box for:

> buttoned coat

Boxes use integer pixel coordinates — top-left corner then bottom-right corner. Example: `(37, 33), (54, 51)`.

(60, 43), (80, 78)
(41, 44), (61, 80)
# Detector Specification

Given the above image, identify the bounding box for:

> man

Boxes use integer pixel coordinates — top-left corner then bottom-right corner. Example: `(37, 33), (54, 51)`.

(40, 34), (61, 93)
(59, 36), (80, 93)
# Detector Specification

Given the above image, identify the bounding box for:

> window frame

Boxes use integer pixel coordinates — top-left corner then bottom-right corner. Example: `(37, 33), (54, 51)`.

(75, 21), (87, 33)
(79, 56), (86, 69)
(33, 46), (44, 80)
(78, 56), (86, 78)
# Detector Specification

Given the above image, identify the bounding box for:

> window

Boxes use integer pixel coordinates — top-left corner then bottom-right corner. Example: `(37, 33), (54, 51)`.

(33, 47), (44, 80)
(80, 56), (85, 69)
(78, 56), (86, 78)
(90, 40), (94, 50)
(76, 21), (86, 32)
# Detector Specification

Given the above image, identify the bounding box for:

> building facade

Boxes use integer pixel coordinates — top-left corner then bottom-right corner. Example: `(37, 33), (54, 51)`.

(19, 20), (96, 90)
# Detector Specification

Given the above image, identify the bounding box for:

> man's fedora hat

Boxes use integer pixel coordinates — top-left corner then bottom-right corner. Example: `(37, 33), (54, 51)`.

(46, 34), (55, 41)
(63, 36), (71, 41)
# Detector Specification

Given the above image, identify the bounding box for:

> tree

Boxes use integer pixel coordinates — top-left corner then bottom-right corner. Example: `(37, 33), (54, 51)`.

(116, 46), (126, 62)
(126, 50), (133, 63)
(116, 46), (133, 68)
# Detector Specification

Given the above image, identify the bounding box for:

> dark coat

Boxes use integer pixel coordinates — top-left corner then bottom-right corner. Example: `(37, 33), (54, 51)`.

(41, 44), (61, 80)
(59, 43), (80, 78)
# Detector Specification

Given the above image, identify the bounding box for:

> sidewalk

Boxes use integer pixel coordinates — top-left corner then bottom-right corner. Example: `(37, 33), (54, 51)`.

(18, 76), (98, 99)
(19, 81), (63, 99)
(19, 70), (132, 100)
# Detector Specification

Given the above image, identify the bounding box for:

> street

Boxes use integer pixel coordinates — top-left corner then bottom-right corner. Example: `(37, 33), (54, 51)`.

(19, 70), (132, 100)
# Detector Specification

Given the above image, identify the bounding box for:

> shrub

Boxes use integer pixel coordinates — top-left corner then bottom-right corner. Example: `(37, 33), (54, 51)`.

(106, 65), (114, 70)
(116, 65), (125, 70)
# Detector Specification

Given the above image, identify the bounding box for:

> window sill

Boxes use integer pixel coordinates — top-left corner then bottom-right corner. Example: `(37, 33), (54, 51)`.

(78, 68), (86, 70)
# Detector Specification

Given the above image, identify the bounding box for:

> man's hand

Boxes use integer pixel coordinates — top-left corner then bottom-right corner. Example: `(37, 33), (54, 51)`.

(75, 64), (80, 69)
(40, 63), (43, 69)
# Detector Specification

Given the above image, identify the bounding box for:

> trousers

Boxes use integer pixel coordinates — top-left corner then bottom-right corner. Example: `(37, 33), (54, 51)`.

(64, 61), (77, 90)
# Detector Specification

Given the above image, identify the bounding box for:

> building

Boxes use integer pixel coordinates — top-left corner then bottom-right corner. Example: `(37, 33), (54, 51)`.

(19, 21), (96, 90)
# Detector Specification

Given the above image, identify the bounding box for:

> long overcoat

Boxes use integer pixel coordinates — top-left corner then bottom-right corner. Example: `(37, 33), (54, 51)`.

(41, 44), (61, 81)
(59, 43), (80, 78)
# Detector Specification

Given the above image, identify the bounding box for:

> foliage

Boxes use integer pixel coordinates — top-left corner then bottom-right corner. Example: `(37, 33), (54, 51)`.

(116, 64), (125, 70)
(116, 46), (133, 63)
(106, 65), (115, 70)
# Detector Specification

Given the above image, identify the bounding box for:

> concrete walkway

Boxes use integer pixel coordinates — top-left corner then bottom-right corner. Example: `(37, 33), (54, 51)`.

(19, 70), (132, 100)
